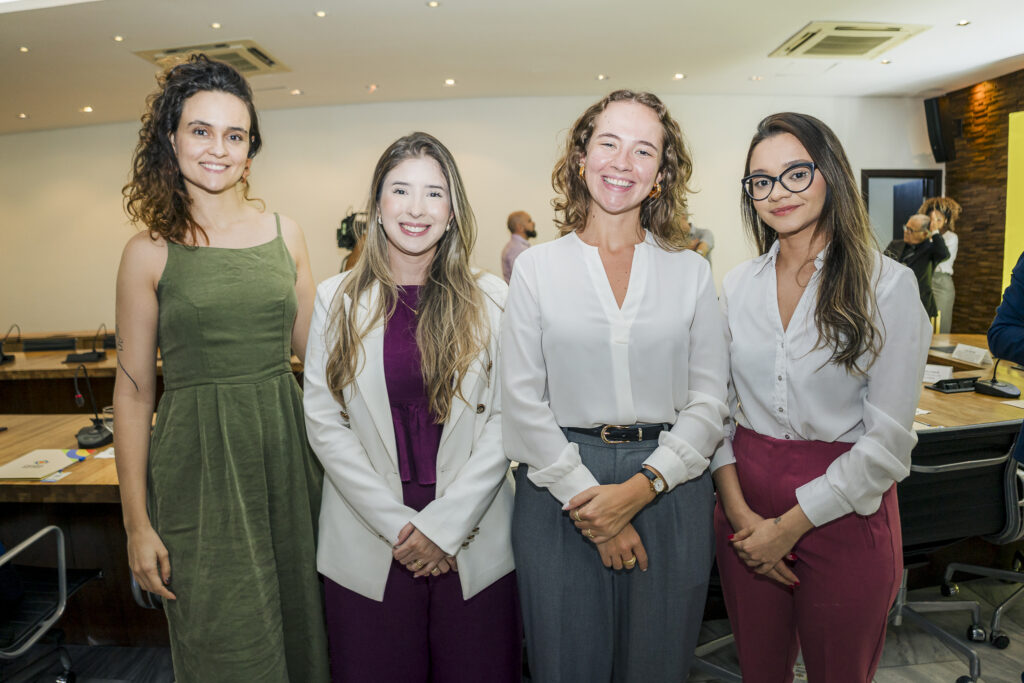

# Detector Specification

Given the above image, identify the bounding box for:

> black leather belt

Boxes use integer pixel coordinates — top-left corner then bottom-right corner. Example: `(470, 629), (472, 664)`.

(566, 423), (668, 444)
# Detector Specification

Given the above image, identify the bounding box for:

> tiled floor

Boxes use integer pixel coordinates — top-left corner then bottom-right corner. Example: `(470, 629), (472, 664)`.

(6, 578), (1023, 682)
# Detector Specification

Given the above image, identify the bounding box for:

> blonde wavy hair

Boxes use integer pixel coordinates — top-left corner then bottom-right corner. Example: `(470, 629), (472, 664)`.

(741, 112), (881, 374)
(325, 132), (489, 420)
(551, 90), (694, 250)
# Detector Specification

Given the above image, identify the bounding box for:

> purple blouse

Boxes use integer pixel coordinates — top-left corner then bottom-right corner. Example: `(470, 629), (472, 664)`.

(384, 286), (443, 486)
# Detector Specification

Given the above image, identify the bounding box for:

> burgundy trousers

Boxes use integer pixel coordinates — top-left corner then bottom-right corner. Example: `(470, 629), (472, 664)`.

(714, 426), (902, 683)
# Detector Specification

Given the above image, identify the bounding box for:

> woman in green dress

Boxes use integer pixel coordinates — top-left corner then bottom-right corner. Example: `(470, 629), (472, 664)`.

(113, 54), (329, 682)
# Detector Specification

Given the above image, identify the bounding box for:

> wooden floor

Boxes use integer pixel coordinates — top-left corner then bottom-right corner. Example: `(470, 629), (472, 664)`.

(4, 578), (1022, 682)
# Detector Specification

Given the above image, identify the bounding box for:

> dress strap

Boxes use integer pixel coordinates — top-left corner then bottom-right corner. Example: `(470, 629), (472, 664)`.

(274, 212), (282, 237)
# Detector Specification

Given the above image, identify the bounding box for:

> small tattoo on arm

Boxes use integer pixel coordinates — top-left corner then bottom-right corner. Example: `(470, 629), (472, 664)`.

(115, 327), (140, 392)
(774, 517), (782, 525)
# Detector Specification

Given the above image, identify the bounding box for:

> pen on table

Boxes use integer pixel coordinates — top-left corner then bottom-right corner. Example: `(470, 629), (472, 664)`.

(0, 426), (7, 433)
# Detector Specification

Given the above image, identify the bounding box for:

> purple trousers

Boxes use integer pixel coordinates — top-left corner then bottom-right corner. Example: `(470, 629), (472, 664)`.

(714, 426), (902, 683)
(323, 481), (521, 683)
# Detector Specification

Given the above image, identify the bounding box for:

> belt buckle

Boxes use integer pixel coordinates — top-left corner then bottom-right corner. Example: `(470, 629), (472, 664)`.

(600, 424), (632, 444)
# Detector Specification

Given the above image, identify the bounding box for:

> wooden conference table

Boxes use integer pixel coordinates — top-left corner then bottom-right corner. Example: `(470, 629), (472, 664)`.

(1, 333), (1020, 646)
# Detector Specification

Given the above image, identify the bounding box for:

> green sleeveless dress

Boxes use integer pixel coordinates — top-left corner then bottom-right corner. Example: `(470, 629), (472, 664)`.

(148, 215), (329, 683)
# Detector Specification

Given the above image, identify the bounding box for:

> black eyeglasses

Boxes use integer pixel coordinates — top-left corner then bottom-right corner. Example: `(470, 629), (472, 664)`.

(741, 162), (817, 201)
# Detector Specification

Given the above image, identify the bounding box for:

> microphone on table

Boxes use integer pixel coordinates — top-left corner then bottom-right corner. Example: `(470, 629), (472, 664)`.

(1, 323), (19, 364)
(73, 363), (113, 448)
(65, 322), (108, 363)
(974, 358), (1022, 399)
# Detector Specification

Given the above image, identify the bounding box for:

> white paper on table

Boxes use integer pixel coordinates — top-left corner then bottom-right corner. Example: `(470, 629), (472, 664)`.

(915, 408), (930, 415)
(912, 421), (937, 431)
(922, 364), (954, 383)
(1001, 400), (1024, 410)
(951, 344), (993, 366)
(41, 471), (72, 482)
(95, 447), (115, 459)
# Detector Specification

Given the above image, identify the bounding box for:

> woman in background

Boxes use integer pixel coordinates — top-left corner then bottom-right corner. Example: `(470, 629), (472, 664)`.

(114, 54), (328, 682)
(712, 112), (930, 683)
(502, 90), (728, 681)
(919, 196), (962, 333)
(303, 132), (519, 682)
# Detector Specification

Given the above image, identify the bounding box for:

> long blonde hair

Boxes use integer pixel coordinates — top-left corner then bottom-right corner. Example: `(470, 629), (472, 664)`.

(551, 89), (694, 250)
(325, 132), (489, 420)
(741, 113), (881, 374)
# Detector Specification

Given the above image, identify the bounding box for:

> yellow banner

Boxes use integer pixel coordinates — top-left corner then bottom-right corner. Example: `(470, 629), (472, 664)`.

(1006, 111), (1024, 292)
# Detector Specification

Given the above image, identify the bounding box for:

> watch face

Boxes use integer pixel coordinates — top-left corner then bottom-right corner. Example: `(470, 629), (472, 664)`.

(653, 478), (666, 493)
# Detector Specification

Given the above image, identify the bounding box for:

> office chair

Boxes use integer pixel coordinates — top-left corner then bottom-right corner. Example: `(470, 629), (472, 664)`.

(0, 526), (100, 683)
(889, 420), (1021, 683)
(940, 449), (1024, 650)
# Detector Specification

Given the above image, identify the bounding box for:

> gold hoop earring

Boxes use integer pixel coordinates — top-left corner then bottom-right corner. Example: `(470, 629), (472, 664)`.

(578, 162), (585, 179)
(241, 159), (252, 185)
(648, 182), (662, 199)
(377, 213), (383, 226)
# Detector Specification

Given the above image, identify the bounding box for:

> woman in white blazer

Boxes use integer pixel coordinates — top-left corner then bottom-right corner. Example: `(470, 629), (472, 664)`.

(303, 132), (519, 682)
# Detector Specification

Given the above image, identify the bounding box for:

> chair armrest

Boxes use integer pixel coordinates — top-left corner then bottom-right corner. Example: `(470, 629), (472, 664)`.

(0, 526), (66, 660)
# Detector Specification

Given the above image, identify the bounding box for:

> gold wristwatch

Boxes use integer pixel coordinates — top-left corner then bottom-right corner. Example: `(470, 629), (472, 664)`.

(640, 466), (666, 495)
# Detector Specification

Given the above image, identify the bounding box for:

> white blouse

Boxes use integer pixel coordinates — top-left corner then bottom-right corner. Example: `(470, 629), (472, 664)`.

(709, 242), (931, 527)
(935, 231), (959, 276)
(501, 231), (729, 504)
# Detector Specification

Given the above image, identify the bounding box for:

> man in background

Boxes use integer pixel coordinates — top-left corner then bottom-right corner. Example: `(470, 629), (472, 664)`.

(501, 211), (536, 283)
(884, 213), (949, 318)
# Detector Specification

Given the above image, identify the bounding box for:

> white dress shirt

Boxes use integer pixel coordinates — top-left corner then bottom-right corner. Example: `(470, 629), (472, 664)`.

(935, 231), (959, 276)
(709, 242), (931, 527)
(501, 231), (729, 504)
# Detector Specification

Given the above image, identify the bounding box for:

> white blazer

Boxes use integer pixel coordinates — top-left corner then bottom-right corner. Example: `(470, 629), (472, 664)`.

(303, 270), (514, 602)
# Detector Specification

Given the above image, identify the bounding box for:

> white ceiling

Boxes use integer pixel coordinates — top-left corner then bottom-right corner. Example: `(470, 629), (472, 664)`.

(3, 0), (1024, 135)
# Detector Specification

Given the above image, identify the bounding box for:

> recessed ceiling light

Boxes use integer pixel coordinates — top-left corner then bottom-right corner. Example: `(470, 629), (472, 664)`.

(210, 22), (221, 29)
(366, 83), (378, 93)
(19, 46), (29, 53)
(113, 35), (124, 42)
(957, 19), (970, 26)
(880, 59), (892, 64)
(596, 74), (609, 81)
(80, 106), (94, 113)
(290, 89), (302, 95)
(17, 113), (28, 119)
(314, 10), (326, 17)
(443, 78), (456, 87)
(750, 75), (763, 81)
(426, 1), (440, 7)
(673, 73), (685, 80)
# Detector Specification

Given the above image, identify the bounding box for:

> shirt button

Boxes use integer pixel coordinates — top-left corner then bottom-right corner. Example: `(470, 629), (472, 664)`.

(784, 434), (791, 440)
(778, 407), (784, 413)
(777, 375), (783, 381)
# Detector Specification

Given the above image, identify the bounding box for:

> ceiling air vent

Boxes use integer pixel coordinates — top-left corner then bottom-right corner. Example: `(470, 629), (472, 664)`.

(134, 40), (289, 75)
(769, 21), (928, 60)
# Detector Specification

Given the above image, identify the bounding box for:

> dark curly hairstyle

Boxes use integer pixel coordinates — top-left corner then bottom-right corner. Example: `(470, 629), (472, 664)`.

(122, 54), (262, 245)
(552, 90), (693, 250)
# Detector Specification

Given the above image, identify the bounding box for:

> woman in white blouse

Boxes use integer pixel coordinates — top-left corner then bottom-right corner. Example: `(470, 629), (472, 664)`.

(919, 196), (961, 334)
(712, 112), (930, 683)
(501, 90), (728, 681)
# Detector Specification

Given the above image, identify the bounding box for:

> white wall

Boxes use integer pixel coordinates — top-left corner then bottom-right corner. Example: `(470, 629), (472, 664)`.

(0, 93), (939, 331)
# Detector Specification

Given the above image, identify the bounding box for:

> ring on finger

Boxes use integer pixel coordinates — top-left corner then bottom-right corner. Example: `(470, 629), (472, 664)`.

(624, 555), (637, 568)
(572, 510), (582, 522)
(413, 559), (424, 569)
(431, 567), (440, 576)
(585, 529), (595, 539)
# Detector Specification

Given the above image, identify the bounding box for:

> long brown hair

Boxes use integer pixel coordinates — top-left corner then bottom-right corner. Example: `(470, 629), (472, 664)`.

(325, 132), (490, 420)
(742, 112), (881, 374)
(122, 54), (262, 245)
(552, 90), (693, 250)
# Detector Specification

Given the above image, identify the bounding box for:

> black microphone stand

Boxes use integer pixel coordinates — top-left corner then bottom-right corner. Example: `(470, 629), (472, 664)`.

(73, 364), (113, 448)
(66, 322), (108, 363)
(974, 358), (1022, 399)
(1, 323), (19, 364)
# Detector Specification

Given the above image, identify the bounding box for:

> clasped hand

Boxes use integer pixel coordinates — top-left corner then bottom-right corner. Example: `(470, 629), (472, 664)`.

(729, 513), (800, 587)
(564, 477), (651, 544)
(393, 523), (457, 578)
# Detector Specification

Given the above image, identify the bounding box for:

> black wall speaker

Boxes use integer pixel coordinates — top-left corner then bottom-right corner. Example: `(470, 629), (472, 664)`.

(924, 96), (957, 163)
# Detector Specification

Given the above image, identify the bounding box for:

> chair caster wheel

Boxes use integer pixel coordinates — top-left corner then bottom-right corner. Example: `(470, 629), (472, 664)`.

(956, 676), (974, 683)
(990, 630), (1010, 649)
(942, 583), (959, 597)
(56, 673), (76, 683)
(966, 624), (986, 642)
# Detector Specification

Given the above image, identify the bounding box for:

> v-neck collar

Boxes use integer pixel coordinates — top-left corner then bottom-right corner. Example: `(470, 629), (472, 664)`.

(571, 230), (650, 327)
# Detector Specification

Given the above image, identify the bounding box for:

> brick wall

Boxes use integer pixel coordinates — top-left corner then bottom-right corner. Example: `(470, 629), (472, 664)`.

(945, 69), (1024, 332)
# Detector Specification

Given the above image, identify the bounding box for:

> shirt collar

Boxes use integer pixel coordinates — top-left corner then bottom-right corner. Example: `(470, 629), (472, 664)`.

(511, 234), (530, 246)
(752, 239), (828, 276)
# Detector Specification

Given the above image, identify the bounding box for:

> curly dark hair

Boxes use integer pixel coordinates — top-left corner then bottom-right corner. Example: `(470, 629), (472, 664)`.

(122, 54), (262, 245)
(551, 89), (694, 250)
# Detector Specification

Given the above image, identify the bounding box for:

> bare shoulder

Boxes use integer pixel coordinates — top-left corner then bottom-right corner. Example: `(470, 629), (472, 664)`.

(274, 212), (309, 260)
(120, 230), (168, 283)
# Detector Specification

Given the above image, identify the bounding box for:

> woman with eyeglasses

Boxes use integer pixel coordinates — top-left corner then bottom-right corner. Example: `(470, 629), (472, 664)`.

(501, 90), (728, 681)
(710, 112), (930, 683)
